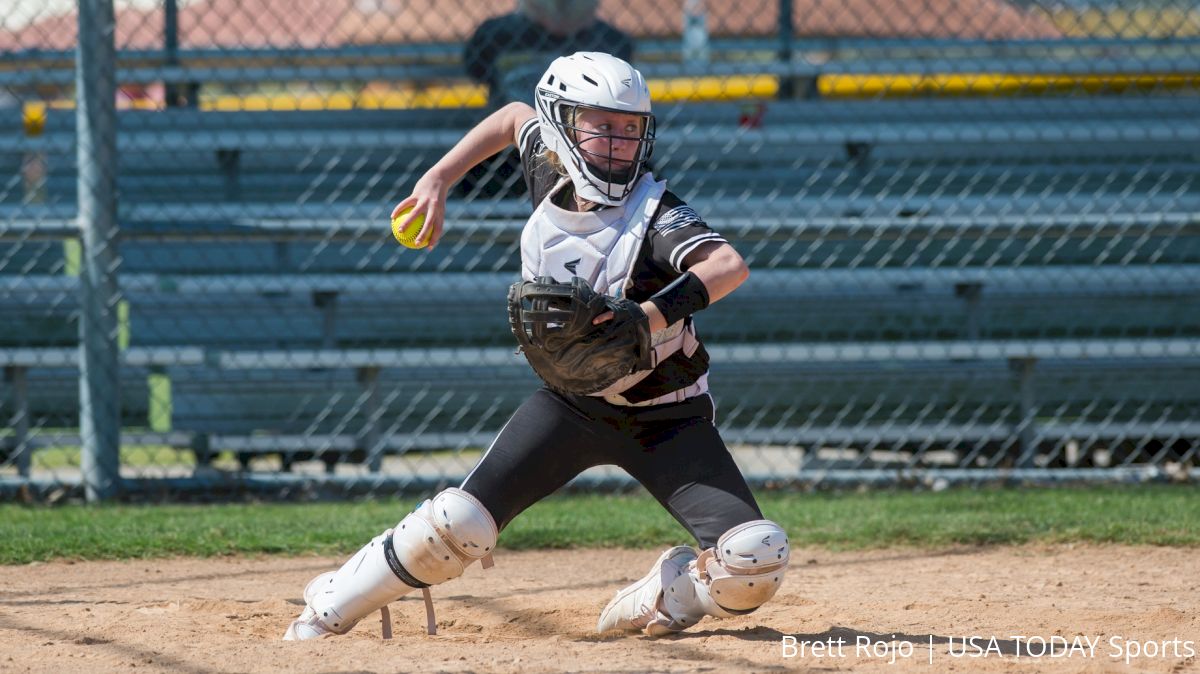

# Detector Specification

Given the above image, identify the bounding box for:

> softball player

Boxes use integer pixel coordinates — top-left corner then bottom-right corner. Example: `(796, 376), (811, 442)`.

(285, 52), (790, 641)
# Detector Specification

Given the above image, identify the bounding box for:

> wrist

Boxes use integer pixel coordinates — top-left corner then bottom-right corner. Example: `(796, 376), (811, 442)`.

(639, 301), (669, 333)
(648, 272), (711, 327)
(420, 167), (451, 191)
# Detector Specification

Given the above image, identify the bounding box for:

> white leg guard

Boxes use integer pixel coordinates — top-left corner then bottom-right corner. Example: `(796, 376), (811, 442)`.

(656, 520), (789, 635)
(283, 488), (497, 641)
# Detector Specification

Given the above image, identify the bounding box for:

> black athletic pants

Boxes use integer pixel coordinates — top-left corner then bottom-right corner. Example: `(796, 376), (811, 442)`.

(460, 387), (762, 549)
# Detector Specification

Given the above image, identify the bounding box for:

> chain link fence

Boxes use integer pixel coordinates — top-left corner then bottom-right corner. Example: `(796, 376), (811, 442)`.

(2, 0), (1198, 501)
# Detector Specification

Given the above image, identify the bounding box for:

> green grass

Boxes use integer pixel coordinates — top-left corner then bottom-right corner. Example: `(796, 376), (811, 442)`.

(1, 486), (1198, 565)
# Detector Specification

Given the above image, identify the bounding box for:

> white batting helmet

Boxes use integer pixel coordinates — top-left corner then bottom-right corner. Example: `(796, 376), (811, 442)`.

(534, 52), (655, 206)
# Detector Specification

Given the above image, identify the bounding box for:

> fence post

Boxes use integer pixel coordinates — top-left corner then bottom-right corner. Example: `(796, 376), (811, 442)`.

(6, 366), (31, 478)
(164, 0), (181, 107)
(359, 366), (384, 473)
(777, 0), (794, 99)
(77, 0), (122, 502)
(1011, 357), (1039, 469)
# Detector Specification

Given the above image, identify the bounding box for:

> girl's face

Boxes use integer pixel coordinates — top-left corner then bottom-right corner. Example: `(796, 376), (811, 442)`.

(572, 107), (646, 168)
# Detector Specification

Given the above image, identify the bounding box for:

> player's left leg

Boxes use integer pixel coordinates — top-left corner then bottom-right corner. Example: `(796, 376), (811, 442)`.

(283, 487), (497, 640)
(597, 394), (790, 636)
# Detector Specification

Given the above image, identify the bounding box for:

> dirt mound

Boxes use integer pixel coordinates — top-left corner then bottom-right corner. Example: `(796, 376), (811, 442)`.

(2, 545), (1196, 673)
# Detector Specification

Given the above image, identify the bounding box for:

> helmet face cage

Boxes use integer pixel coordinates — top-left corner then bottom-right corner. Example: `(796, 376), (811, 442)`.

(562, 103), (655, 198)
(548, 100), (656, 204)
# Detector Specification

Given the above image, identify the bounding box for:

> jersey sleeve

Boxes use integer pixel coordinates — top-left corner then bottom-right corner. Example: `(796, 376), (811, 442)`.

(516, 116), (540, 160)
(647, 191), (728, 273)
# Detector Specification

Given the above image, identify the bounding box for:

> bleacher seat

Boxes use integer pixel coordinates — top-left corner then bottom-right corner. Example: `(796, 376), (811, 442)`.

(3, 83), (1198, 476)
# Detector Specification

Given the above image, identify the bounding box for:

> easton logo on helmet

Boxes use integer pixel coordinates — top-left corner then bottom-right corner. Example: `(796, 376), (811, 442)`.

(564, 258), (581, 275)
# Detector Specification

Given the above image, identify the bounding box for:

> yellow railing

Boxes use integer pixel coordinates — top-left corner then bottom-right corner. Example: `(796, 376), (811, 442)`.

(198, 75), (781, 111)
(819, 73), (1200, 98)
(19, 72), (1200, 118)
(197, 72), (1199, 111)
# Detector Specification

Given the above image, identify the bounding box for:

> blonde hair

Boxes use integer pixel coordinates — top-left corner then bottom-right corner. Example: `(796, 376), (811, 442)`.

(538, 106), (576, 177)
(542, 148), (568, 176)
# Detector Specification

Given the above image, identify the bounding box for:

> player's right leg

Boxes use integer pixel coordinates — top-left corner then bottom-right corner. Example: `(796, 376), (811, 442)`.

(596, 394), (790, 636)
(285, 388), (613, 640)
(283, 487), (496, 640)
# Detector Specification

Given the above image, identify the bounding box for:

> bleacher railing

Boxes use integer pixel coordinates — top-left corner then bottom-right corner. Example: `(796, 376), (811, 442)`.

(2, 0), (1198, 501)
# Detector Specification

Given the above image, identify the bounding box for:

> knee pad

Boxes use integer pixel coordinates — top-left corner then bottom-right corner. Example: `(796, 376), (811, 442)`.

(662, 519), (789, 627)
(701, 519), (790, 613)
(390, 487), (498, 587)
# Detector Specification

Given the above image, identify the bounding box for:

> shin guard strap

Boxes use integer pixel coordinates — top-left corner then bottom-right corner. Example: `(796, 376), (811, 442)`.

(380, 605), (393, 639)
(383, 530), (430, 589)
(421, 588), (437, 635)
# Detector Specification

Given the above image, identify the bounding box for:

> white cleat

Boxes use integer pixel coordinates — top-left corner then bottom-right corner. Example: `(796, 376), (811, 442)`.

(283, 572), (344, 641)
(597, 546), (697, 636)
(283, 606), (336, 641)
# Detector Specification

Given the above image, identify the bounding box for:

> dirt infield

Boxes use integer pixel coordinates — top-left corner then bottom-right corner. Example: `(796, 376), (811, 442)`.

(2, 546), (1197, 673)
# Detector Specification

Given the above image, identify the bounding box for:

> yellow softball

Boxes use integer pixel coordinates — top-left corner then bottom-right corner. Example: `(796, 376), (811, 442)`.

(391, 206), (427, 249)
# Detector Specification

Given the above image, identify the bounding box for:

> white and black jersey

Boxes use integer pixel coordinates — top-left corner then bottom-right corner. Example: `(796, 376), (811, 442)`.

(454, 120), (763, 551)
(516, 118), (726, 404)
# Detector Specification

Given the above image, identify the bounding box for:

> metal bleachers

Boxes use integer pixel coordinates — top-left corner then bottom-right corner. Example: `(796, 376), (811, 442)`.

(6, 265), (1199, 349)
(5, 261), (1199, 472)
(5, 96), (1199, 209)
(3, 70), (1199, 476)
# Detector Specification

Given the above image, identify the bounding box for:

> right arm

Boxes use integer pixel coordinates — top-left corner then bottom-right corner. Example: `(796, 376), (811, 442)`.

(392, 101), (536, 249)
